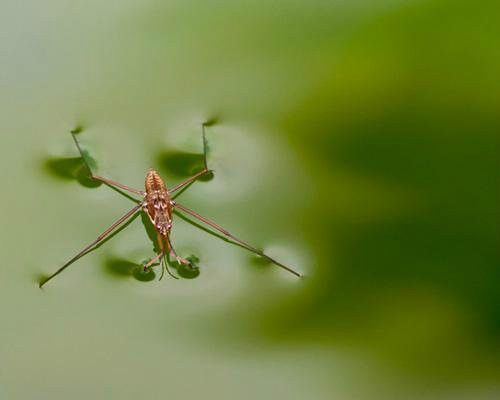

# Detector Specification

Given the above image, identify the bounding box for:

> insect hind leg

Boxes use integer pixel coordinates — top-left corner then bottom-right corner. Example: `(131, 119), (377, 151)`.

(168, 122), (215, 194)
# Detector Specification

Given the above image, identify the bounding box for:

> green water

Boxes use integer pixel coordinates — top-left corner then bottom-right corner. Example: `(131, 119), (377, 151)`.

(1, 1), (498, 399)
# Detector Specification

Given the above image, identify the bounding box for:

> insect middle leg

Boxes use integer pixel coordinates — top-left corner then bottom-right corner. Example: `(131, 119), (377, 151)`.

(71, 132), (144, 196)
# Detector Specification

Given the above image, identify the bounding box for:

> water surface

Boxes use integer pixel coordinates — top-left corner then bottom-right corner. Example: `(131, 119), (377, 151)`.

(0, 1), (498, 399)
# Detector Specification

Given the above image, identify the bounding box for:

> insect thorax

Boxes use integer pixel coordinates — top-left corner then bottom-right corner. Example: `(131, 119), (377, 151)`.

(144, 169), (172, 237)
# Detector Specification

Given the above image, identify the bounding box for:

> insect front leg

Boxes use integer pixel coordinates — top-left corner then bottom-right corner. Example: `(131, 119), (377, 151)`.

(142, 252), (164, 270)
(165, 235), (192, 268)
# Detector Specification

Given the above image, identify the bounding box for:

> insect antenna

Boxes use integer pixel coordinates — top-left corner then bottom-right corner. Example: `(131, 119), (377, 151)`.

(158, 256), (166, 281)
(163, 253), (179, 280)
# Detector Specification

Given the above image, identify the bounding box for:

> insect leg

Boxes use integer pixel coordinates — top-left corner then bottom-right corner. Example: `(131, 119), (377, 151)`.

(142, 249), (178, 280)
(201, 122), (209, 170)
(173, 202), (302, 278)
(169, 168), (213, 193)
(169, 123), (213, 194)
(39, 204), (142, 288)
(91, 175), (144, 196)
(165, 236), (191, 269)
(142, 251), (164, 270)
(71, 132), (144, 195)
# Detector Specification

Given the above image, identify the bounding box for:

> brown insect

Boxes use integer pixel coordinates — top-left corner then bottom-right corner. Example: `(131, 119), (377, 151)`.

(39, 125), (302, 287)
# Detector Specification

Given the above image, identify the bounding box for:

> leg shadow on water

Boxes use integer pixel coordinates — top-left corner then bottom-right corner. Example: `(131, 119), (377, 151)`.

(155, 116), (218, 182)
(156, 150), (214, 183)
(104, 256), (156, 282)
(42, 126), (102, 188)
(43, 156), (101, 188)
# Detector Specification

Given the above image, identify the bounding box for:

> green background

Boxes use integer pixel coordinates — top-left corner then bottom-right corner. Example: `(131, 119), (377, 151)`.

(0, 0), (498, 398)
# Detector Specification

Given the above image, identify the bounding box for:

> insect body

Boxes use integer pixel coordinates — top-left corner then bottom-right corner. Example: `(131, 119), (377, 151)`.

(145, 168), (173, 237)
(39, 125), (302, 288)
(143, 169), (190, 273)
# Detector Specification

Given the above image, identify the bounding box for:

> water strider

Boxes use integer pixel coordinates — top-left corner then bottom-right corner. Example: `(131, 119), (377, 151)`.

(39, 125), (302, 288)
